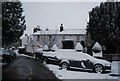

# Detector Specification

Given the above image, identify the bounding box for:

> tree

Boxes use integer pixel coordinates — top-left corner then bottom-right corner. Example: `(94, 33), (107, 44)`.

(2, 2), (26, 47)
(87, 2), (120, 54)
(39, 29), (59, 50)
(33, 27), (59, 51)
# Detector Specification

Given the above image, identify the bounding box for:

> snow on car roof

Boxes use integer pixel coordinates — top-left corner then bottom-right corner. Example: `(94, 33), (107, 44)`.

(43, 49), (95, 61)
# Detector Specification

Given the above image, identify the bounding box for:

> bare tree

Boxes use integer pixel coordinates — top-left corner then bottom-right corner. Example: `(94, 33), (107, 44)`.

(39, 29), (59, 50)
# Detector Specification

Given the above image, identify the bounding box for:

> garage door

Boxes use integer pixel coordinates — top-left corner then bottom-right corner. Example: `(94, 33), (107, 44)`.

(62, 40), (74, 49)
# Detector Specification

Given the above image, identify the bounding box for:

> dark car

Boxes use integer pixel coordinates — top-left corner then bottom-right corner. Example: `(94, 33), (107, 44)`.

(58, 50), (111, 73)
(43, 49), (111, 73)
(0, 48), (13, 63)
(43, 51), (61, 64)
(7, 50), (16, 59)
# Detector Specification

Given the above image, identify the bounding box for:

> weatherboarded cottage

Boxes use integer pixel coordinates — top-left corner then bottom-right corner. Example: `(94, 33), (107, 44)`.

(21, 24), (86, 53)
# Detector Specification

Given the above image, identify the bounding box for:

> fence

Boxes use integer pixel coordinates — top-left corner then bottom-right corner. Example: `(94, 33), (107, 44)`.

(103, 54), (120, 62)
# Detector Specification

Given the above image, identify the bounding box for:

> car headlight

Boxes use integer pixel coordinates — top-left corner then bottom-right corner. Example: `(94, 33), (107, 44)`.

(105, 63), (111, 67)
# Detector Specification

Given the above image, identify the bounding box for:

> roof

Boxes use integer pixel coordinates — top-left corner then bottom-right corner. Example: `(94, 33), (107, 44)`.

(33, 29), (86, 35)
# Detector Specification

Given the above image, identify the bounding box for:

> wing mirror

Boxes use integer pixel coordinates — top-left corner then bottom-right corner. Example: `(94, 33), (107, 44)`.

(55, 56), (57, 58)
(86, 59), (90, 62)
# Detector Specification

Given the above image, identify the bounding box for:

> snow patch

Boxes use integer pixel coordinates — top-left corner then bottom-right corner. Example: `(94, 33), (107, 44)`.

(46, 64), (114, 79)
(51, 44), (58, 51)
(43, 45), (49, 50)
(75, 43), (83, 51)
(92, 42), (102, 50)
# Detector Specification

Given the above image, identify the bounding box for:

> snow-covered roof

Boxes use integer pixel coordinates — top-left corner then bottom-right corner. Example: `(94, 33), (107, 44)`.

(59, 29), (86, 35)
(33, 29), (86, 35)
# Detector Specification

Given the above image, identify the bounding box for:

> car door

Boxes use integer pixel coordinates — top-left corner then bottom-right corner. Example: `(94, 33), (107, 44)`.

(79, 54), (94, 69)
(69, 53), (94, 69)
(69, 53), (85, 68)
(69, 60), (83, 68)
(81, 59), (94, 69)
(43, 52), (60, 64)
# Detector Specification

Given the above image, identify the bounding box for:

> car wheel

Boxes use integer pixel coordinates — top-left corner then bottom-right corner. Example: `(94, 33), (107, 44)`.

(61, 62), (69, 70)
(94, 64), (104, 73)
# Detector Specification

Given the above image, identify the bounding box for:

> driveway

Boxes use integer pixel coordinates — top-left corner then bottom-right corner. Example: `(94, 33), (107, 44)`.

(2, 56), (61, 81)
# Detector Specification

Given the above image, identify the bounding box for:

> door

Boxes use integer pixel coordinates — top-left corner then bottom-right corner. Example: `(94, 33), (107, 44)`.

(62, 40), (74, 49)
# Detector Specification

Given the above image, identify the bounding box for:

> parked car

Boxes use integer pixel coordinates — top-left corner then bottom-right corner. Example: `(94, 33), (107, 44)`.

(43, 49), (111, 73)
(43, 51), (61, 64)
(0, 48), (3, 63)
(58, 50), (111, 73)
(7, 50), (16, 59)
(0, 48), (13, 63)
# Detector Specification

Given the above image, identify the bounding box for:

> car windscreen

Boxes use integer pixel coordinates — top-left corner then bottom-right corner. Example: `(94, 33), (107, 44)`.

(3, 50), (9, 55)
(0, 49), (3, 55)
(8, 50), (15, 55)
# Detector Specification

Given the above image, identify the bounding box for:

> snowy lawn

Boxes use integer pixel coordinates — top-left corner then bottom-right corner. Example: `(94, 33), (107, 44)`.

(45, 64), (118, 79)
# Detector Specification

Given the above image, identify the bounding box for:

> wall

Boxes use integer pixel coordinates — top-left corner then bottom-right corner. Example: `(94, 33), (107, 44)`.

(33, 34), (85, 49)
(21, 36), (28, 46)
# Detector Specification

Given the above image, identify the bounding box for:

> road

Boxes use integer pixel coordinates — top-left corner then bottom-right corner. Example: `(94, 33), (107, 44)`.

(2, 56), (61, 81)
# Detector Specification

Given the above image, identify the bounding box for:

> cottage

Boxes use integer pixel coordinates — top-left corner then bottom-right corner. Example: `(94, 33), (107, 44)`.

(21, 24), (86, 53)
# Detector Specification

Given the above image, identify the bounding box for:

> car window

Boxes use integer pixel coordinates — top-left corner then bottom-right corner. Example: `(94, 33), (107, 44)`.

(0, 49), (3, 55)
(3, 50), (9, 54)
(8, 50), (16, 55)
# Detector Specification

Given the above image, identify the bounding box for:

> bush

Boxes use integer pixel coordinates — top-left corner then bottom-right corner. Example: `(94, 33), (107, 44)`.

(25, 52), (34, 56)
(93, 49), (101, 53)
(18, 48), (26, 54)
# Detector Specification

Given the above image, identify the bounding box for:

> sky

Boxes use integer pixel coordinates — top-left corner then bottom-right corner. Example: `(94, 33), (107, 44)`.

(20, 0), (107, 35)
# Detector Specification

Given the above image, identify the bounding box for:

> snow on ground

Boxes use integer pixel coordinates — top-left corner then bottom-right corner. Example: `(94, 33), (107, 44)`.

(14, 49), (119, 80)
(15, 50), (35, 59)
(45, 64), (118, 79)
(17, 53), (35, 59)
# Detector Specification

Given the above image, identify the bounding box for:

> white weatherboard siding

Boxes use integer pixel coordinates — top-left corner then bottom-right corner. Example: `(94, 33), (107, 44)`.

(21, 36), (28, 46)
(33, 35), (85, 49)
(21, 29), (86, 53)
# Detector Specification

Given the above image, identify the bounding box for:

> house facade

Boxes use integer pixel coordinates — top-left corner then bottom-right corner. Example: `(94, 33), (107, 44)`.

(21, 24), (86, 53)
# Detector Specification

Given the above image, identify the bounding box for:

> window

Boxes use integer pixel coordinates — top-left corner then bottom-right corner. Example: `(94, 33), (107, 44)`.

(62, 40), (74, 49)
(81, 41), (85, 48)
(76, 36), (80, 41)
(30, 37), (32, 42)
(37, 35), (40, 41)
(62, 35), (65, 39)
(27, 37), (29, 43)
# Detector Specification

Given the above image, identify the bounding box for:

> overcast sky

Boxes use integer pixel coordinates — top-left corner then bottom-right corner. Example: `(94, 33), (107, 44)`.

(21, 1), (107, 35)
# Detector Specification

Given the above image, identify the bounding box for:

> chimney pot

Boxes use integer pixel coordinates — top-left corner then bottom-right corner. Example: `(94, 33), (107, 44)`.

(60, 24), (63, 32)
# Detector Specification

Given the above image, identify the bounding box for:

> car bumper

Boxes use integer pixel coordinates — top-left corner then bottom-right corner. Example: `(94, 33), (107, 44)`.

(105, 65), (111, 72)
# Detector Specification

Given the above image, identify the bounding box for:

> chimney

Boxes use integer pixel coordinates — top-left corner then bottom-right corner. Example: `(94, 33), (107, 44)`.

(60, 24), (64, 32)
